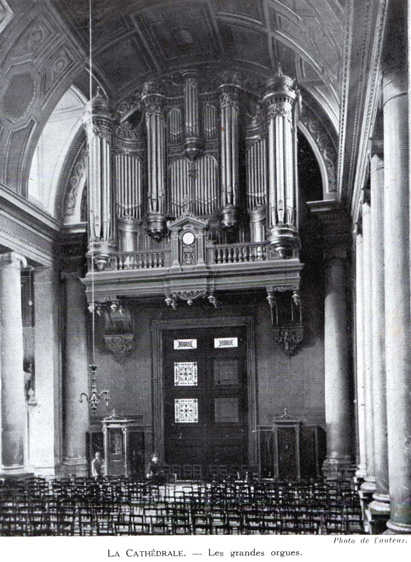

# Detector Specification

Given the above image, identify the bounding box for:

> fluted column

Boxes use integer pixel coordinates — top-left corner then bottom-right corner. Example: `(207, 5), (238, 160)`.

(62, 274), (89, 476)
(219, 72), (241, 229)
(368, 142), (390, 526)
(361, 197), (376, 494)
(263, 67), (300, 258)
(354, 229), (367, 478)
(322, 248), (353, 479)
(142, 80), (167, 241)
(182, 69), (201, 160)
(382, 3), (411, 531)
(83, 89), (114, 270)
(30, 268), (61, 475)
(0, 252), (27, 473)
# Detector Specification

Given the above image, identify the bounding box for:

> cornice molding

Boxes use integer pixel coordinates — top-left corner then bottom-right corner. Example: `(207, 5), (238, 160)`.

(0, 182), (61, 232)
(336, 0), (354, 202)
(0, 182), (63, 266)
(351, 0), (388, 225)
(338, 0), (388, 223)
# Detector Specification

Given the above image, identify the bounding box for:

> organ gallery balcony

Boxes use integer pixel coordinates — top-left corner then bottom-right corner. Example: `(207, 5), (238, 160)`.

(83, 214), (303, 303)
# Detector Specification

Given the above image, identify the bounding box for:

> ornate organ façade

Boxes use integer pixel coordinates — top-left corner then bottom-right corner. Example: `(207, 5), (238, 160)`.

(84, 66), (301, 271)
(83, 67), (304, 355)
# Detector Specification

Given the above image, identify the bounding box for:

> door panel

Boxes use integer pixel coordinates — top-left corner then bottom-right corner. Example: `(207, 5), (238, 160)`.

(163, 326), (247, 475)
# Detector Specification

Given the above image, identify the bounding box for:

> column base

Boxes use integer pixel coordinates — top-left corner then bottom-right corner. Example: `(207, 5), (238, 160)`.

(355, 465), (367, 479)
(384, 519), (411, 534)
(62, 457), (88, 478)
(322, 456), (355, 481)
(360, 478), (377, 534)
(30, 466), (58, 478)
(369, 494), (390, 534)
(361, 477), (377, 494)
(0, 469), (34, 483)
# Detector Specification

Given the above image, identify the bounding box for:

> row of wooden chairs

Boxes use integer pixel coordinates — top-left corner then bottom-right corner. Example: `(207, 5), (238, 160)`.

(0, 498), (363, 536)
(0, 476), (363, 536)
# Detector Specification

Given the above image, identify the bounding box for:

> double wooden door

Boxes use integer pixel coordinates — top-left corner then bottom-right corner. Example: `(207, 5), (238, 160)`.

(163, 326), (248, 474)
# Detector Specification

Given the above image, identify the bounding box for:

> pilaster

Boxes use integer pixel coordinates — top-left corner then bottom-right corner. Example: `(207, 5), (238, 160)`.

(0, 252), (28, 475)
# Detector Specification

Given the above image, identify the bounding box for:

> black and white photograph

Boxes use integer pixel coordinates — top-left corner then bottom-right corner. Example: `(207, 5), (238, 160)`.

(0, 0), (410, 559)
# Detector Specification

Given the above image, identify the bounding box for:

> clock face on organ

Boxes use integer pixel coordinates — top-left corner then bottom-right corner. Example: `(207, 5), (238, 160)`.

(182, 231), (195, 245)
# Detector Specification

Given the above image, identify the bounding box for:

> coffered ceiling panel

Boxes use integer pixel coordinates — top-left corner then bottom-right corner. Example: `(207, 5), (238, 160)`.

(219, 22), (271, 69)
(135, 2), (220, 65)
(33, 0), (345, 127)
(97, 36), (151, 91)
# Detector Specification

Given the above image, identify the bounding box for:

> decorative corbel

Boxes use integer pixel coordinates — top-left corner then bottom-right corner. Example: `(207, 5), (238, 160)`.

(272, 326), (304, 356)
(102, 301), (136, 362)
(267, 289), (304, 356)
(103, 334), (136, 363)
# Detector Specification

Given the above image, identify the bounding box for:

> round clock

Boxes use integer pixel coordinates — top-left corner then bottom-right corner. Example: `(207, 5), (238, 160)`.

(182, 231), (195, 245)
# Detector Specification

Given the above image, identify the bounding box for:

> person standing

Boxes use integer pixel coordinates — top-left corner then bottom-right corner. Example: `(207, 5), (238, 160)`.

(91, 451), (105, 478)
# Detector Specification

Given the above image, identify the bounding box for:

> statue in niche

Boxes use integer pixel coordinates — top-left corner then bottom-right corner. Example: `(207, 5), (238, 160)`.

(111, 431), (123, 455)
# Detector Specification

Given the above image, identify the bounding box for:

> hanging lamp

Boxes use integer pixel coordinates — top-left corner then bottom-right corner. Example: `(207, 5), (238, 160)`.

(80, 0), (110, 414)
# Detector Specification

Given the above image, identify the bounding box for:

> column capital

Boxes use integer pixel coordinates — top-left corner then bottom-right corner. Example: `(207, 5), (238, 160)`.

(308, 202), (351, 250)
(0, 252), (27, 270)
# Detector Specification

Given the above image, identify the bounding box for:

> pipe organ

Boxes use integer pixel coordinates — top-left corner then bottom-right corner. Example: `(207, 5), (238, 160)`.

(85, 67), (301, 269)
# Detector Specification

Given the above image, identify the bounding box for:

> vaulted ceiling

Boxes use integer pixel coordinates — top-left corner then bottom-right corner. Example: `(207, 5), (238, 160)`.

(0, 0), (386, 213)
(53, 0), (344, 124)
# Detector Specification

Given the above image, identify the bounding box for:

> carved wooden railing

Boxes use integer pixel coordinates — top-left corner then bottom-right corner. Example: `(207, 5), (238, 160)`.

(209, 242), (271, 264)
(109, 249), (171, 270)
(105, 242), (275, 271)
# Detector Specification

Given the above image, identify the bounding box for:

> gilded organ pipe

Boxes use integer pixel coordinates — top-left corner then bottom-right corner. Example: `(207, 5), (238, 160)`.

(83, 88), (114, 270)
(263, 67), (300, 258)
(142, 80), (167, 241)
(182, 69), (201, 160)
(218, 72), (241, 229)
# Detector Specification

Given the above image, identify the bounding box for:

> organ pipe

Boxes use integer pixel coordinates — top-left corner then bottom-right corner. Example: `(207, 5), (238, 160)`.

(142, 80), (167, 241)
(218, 72), (241, 229)
(169, 158), (190, 218)
(203, 104), (217, 139)
(83, 88), (114, 270)
(263, 67), (300, 258)
(114, 128), (143, 221)
(246, 109), (267, 211)
(168, 108), (183, 143)
(182, 70), (201, 160)
(194, 155), (218, 216)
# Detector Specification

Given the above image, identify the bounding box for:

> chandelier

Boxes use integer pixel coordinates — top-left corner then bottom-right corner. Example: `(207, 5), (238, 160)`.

(80, 0), (110, 414)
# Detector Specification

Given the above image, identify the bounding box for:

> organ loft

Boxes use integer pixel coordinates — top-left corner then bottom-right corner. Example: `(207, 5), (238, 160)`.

(0, 0), (410, 537)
